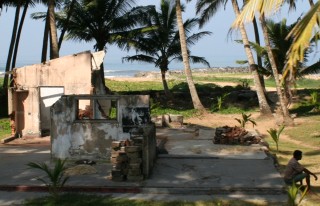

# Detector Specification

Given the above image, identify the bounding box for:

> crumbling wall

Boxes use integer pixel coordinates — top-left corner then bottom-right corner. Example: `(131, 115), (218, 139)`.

(51, 95), (155, 161)
(9, 51), (103, 137)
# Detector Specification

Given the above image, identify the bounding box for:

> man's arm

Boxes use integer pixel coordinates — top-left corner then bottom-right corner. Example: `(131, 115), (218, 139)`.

(303, 168), (318, 180)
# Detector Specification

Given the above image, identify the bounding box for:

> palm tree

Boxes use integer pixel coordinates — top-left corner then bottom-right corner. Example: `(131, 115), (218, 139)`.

(194, 0), (272, 116)
(123, 0), (211, 97)
(58, 0), (153, 90)
(3, 0), (48, 89)
(232, 0), (318, 83)
(11, 0), (32, 69)
(248, 19), (320, 103)
(176, 0), (205, 110)
(259, 14), (293, 125)
(3, 0), (21, 89)
(232, 0), (294, 125)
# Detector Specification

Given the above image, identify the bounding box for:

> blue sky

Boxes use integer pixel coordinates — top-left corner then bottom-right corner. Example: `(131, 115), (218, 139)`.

(0, 0), (315, 72)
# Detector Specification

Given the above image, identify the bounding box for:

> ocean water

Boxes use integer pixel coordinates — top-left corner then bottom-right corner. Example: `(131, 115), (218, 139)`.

(0, 62), (184, 77)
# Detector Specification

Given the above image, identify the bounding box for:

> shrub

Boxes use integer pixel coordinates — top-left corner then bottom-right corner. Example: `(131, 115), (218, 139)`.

(27, 159), (69, 198)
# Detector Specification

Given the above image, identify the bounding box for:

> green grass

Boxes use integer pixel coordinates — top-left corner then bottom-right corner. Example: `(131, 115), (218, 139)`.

(262, 115), (320, 206)
(216, 106), (258, 114)
(24, 193), (281, 206)
(284, 116), (320, 146)
(0, 118), (11, 140)
(106, 79), (165, 92)
(171, 73), (320, 89)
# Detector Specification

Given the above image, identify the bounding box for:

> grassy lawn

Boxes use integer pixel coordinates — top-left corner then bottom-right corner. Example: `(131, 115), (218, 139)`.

(170, 72), (320, 89)
(0, 118), (11, 141)
(263, 115), (320, 205)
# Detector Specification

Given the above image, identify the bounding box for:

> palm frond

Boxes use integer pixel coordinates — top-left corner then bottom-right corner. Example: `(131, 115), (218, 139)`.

(195, 0), (227, 28)
(283, 1), (320, 79)
(189, 55), (211, 67)
(299, 60), (320, 75)
(232, 0), (284, 28)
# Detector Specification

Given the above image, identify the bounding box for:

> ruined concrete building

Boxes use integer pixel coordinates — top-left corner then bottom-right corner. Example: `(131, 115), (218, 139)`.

(8, 51), (157, 177)
(8, 51), (105, 137)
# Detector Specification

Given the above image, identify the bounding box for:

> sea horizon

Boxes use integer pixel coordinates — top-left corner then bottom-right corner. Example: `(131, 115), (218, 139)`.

(0, 61), (246, 77)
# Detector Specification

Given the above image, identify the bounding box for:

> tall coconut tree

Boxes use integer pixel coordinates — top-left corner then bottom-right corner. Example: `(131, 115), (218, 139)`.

(58, 0), (154, 90)
(11, 0), (31, 70)
(194, 0), (272, 115)
(3, 0), (21, 89)
(176, 0), (205, 110)
(248, 18), (320, 103)
(123, 0), (211, 97)
(3, 0), (49, 88)
(232, 0), (318, 82)
(260, 14), (293, 125)
(232, 0), (294, 125)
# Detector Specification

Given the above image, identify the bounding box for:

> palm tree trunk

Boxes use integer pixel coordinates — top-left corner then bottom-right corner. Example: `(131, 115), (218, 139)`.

(3, 5), (20, 89)
(231, 0), (272, 116)
(175, 0), (204, 110)
(160, 69), (171, 97)
(48, 0), (59, 59)
(41, 9), (50, 62)
(252, 17), (267, 91)
(11, 0), (29, 70)
(58, 0), (77, 50)
(259, 14), (293, 125)
(308, 0), (314, 6)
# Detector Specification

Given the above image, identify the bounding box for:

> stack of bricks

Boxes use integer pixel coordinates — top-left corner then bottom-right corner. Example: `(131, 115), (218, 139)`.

(110, 140), (143, 181)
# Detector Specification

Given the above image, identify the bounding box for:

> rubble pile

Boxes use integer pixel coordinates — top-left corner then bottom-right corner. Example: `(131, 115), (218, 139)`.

(214, 126), (261, 145)
(110, 139), (143, 181)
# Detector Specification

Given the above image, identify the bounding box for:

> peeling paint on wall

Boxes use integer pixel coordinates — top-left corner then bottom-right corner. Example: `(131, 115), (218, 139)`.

(51, 95), (154, 160)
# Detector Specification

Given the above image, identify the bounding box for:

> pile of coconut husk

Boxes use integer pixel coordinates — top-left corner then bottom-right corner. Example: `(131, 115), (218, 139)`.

(214, 126), (261, 145)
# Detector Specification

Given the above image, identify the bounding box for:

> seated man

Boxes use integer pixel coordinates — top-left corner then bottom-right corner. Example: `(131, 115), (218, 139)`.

(284, 150), (318, 190)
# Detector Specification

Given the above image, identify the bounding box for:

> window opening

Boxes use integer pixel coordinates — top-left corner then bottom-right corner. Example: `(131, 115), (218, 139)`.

(77, 98), (118, 120)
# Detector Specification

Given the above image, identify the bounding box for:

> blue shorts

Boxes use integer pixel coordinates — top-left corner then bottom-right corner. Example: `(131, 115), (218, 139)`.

(284, 173), (308, 185)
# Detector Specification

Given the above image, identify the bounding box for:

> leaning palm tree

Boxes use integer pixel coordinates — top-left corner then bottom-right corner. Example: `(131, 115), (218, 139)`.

(243, 18), (320, 104)
(176, 0), (205, 110)
(58, 0), (153, 90)
(123, 0), (211, 97)
(260, 13), (293, 125)
(232, 0), (294, 125)
(194, 0), (272, 116)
